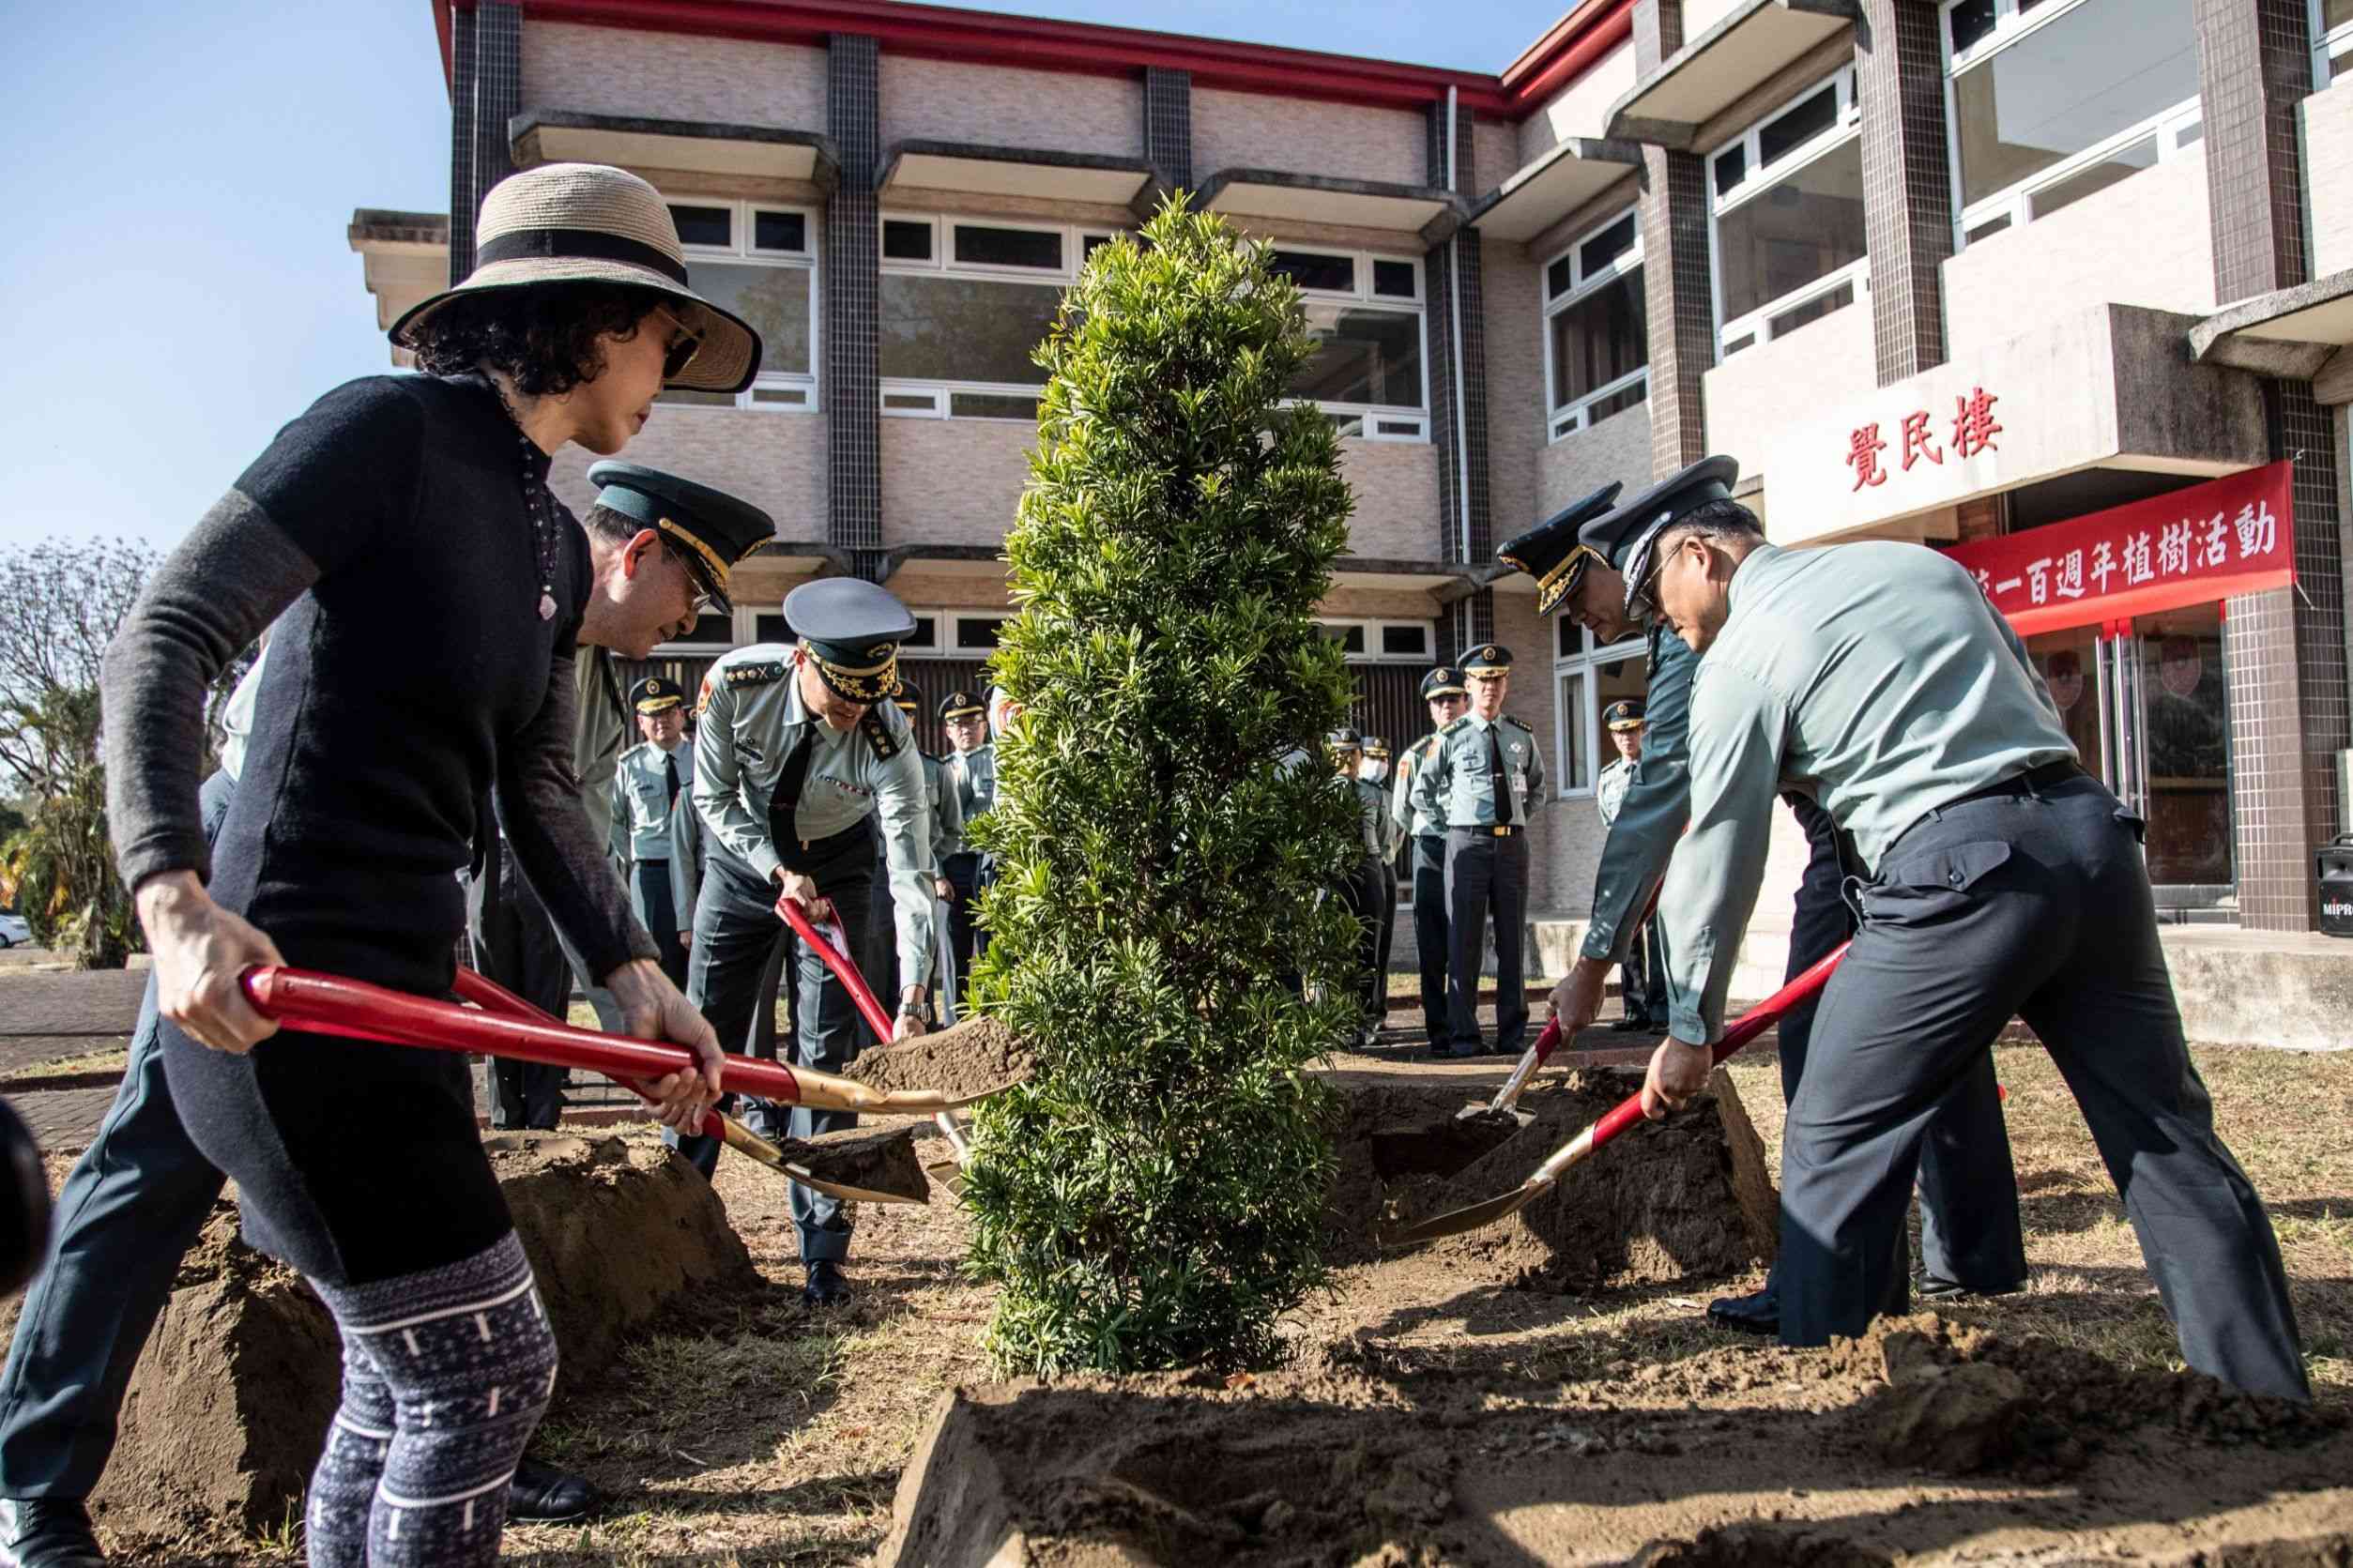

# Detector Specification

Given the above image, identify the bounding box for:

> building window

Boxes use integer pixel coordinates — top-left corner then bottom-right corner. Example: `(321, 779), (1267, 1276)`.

(892, 609), (1000, 658)
(1942, 0), (2203, 249)
(879, 216), (1122, 422)
(2314, 0), (2353, 85)
(1707, 69), (1867, 358)
(1550, 619), (1645, 796)
(1270, 247), (1429, 443)
(658, 199), (818, 412)
(1317, 618), (1436, 663)
(1542, 206), (1648, 441)
(650, 611), (738, 655)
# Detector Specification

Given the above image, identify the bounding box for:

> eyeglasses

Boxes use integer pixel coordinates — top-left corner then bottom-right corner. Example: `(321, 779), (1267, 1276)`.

(651, 306), (704, 381)
(1628, 546), (1673, 622)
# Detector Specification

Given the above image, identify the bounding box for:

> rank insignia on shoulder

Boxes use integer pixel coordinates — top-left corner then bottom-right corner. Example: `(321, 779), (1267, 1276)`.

(1441, 715), (1471, 736)
(726, 661), (787, 687)
(1505, 715), (1535, 733)
(861, 708), (899, 762)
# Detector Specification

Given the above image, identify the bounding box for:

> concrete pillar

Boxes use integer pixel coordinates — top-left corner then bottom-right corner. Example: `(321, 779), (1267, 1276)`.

(1143, 67), (1192, 194)
(827, 35), (884, 581)
(447, 0), (521, 283)
(2195, 0), (2346, 927)
(1856, 0), (1952, 385)
(1427, 100), (1493, 567)
(1632, 1), (1717, 477)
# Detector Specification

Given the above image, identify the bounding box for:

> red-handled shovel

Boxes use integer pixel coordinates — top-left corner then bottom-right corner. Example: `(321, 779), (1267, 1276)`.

(443, 967), (927, 1206)
(775, 897), (978, 1175)
(1381, 938), (1851, 1246)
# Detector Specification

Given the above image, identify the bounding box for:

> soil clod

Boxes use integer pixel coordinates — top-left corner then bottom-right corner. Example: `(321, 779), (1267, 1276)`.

(848, 1013), (1033, 1099)
(768, 1121), (929, 1201)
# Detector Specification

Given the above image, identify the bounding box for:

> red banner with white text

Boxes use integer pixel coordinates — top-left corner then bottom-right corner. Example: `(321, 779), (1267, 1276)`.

(1938, 462), (2295, 636)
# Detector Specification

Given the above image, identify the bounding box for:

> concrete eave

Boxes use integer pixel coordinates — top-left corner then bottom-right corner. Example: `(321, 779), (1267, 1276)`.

(1331, 557), (1463, 593)
(349, 208), (451, 338)
(880, 545), (1010, 583)
(1466, 137), (1643, 244)
(879, 140), (1159, 214)
(2189, 268), (2353, 397)
(1604, 0), (1859, 149)
(510, 111), (839, 190)
(741, 540), (852, 580)
(1199, 168), (1467, 246)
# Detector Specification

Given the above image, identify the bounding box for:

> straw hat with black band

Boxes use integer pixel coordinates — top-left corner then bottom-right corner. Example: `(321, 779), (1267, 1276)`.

(390, 162), (763, 395)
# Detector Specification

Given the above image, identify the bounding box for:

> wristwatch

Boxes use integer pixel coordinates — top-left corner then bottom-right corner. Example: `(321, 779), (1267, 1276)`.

(897, 996), (936, 1026)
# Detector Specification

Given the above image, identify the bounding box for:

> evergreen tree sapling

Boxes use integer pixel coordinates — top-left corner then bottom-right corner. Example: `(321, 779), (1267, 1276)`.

(960, 198), (1364, 1374)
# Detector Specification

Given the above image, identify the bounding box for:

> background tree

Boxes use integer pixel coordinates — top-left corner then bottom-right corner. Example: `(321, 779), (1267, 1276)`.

(0, 539), (247, 966)
(960, 198), (1363, 1374)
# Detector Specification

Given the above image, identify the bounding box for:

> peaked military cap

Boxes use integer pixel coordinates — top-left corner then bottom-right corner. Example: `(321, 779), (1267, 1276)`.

(1462, 644), (1513, 677)
(886, 677), (920, 714)
(1420, 665), (1467, 700)
(783, 578), (918, 704)
(586, 461), (774, 617)
(1578, 455), (1744, 616)
(1328, 726), (1364, 750)
(1602, 698), (1647, 732)
(939, 689), (986, 722)
(1363, 736), (1391, 759)
(1493, 480), (1626, 617)
(631, 675), (685, 715)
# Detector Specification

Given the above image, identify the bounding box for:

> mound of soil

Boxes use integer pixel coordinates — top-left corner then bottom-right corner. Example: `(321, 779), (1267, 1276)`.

(1324, 1068), (1777, 1293)
(771, 1121), (929, 1201)
(849, 1014), (1033, 1099)
(79, 1132), (754, 1539)
(880, 1312), (2353, 1567)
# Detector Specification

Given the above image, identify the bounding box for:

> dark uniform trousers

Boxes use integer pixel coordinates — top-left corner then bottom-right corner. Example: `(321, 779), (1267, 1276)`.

(862, 850), (899, 1047)
(466, 835), (573, 1130)
(1334, 855), (1386, 1026)
(669, 823), (875, 1264)
(634, 858), (689, 987)
(1618, 911), (1668, 1028)
(1774, 793), (2024, 1305)
(0, 771), (237, 1499)
(1411, 835), (1451, 1044)
(1778, 769), (2308, 1402)
(1373, 855), (1398, 1024)
(1444, 828), (1530, 1054)
(942, 850), (988, 981)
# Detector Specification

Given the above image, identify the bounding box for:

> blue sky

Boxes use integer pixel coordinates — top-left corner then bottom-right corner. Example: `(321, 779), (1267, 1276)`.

(0, 0), (1552, 556)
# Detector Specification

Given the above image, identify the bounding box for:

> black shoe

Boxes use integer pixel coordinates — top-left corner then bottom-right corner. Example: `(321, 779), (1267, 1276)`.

(1442, 1040), (1485, 1060)
(1, 1499), (106, 1567)
(1705, 1287), (1780, 1336)
(1918, 1275), (2024, 1302)
(803, 1259), (853, 1308)
(1610, 1014), (1654, 1032)
(506, 1458), (604, 1526)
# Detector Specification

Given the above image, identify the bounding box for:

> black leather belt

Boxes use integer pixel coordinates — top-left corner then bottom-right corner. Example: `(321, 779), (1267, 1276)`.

(1452, 824), (1519, 837)
(1944, 758), (2083, 812)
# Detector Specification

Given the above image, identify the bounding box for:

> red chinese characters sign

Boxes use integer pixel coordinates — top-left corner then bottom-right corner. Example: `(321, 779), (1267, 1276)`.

(1938, 461), (2296, 637)
(1849, 388), (2004, 491)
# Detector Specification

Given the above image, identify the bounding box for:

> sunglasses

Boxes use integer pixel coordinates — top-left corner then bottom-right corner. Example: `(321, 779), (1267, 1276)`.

(650, 306), (704, 381)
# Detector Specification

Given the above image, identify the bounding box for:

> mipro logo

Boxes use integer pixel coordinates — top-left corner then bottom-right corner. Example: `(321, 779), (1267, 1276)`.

(2325, 899), (2353, 920)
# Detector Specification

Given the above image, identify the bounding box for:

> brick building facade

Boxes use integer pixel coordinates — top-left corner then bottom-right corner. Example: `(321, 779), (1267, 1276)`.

(357, 0), (2353, 956)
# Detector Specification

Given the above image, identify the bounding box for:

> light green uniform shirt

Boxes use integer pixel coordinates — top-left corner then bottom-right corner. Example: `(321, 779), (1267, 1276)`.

(1660, 542), (2074, 1043)
(573, 648), (630, 863)
(614, 738), (694, 862)
(1406, 712), (1546, 829)
(1596, 754), (1635, 828)
(1390, 732), (1444, 840)
(919, 753), (964, 865)
(1349, 775), (1387, 858)
(691, 644), (937, 988)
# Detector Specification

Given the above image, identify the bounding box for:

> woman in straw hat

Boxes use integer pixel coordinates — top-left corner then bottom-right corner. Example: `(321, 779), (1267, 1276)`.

(98, 162), (757, 1566)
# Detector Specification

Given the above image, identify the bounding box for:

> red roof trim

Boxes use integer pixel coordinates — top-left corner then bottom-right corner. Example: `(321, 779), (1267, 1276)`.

(445, 0), (1639, 118)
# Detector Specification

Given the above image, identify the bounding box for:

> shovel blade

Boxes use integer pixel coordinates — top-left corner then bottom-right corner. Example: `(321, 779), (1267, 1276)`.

(1380, 1178), (1550, 1247)
(720, 1120), (931, 1205)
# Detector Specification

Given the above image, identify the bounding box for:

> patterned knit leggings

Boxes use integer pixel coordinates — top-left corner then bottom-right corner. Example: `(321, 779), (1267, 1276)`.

(303, 1232), (558, 1567)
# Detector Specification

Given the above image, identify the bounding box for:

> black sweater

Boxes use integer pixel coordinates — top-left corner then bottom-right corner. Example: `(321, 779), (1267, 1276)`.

(103, 373), (654, 996)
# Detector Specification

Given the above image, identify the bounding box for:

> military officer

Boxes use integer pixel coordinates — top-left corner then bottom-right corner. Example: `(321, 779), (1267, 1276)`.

(1359, 736), (1400, 1026)
(1408, 645), (1543, 1058)
(1627, 483), (2305, 1400)
(863, 679), (962, 1033)
(1391, 667), (1466, 1049)
(939, 689), (997, 977)
(611, 676), (704, 987)
(1328, 728), (1388, 1043)
(1594, 699), (1665, 1031)
(677, 577), (938, 1308)
(1506, 462), (2023, 1335)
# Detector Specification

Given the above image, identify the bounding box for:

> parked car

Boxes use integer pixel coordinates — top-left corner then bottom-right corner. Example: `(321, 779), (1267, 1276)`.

(0, 912), (30, 949)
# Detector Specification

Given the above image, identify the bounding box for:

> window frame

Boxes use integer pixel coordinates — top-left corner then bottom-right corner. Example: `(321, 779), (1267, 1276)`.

(1315, 617), (1438, 664)
(877, 213), (1121, 422)
(2315, 0), (2353, 86)
(1540, 205), (1648, 442)
(891, 607), (1007, 659)
(1705, 67), (1870, 359)
(1939, 0), (2206, 251)
(1550, 623), (1645, 799)
(661, 195), (820, 413)
(1272, 244), (1432, 444)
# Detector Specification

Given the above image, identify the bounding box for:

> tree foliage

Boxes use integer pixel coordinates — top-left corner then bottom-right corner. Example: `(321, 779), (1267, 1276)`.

(0, 540), (199, 966)
(959, 197), (1362, 1374)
